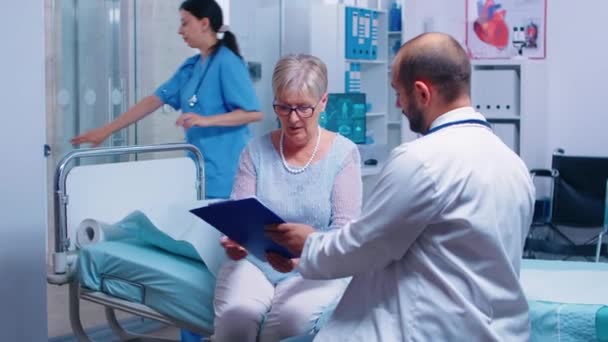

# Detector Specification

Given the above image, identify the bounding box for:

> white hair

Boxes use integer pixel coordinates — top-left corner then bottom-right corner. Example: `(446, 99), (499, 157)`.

(272, 54), (328, 101)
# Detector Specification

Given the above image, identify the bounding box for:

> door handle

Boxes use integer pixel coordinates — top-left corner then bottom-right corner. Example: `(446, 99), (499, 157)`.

(44, 144), (51, 157)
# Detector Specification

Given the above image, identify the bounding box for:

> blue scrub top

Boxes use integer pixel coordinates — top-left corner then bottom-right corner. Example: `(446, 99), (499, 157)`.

(154, 45), (260, 198)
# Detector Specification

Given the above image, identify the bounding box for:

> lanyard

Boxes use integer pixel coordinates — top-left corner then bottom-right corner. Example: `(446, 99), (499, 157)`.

(425, 119), (492, 136)
(188, 53), (216, 107)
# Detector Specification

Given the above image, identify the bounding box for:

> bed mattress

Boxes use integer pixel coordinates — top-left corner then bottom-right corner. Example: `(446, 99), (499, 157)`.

(78, 239), (216, 331)
(77, 243), (608, 341)
(521, 259), (608, 341)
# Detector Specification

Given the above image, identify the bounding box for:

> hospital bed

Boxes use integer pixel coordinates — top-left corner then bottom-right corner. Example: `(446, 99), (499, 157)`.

(46, 144), (608, 342)
(46, 142), (335, 342)
(284, 259), (608, 342)
(46, 143), (215, 341)
(521, 259), (608, 341)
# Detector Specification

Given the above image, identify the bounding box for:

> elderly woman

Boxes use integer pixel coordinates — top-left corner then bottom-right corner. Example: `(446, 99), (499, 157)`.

(212, 54), (363, 341)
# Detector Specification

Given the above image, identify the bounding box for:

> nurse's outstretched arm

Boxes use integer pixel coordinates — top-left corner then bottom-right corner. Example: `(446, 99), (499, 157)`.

(297, 147), (441, 279)
(71, 95), (163, 146)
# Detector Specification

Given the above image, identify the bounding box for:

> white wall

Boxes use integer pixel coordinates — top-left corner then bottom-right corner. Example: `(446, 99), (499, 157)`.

(230, 0), (281, 137)
(0, 1), (48, 341)
(545, 1), (608, 157)
(403, 0), (608, 167)
(402, 0), (466, 44)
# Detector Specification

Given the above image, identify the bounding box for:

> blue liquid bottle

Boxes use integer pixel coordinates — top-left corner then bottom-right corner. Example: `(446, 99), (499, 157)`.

(389, 0), (402, 32)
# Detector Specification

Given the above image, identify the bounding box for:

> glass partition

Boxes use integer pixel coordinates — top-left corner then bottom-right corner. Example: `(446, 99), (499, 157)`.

(45, 0), (281, 338)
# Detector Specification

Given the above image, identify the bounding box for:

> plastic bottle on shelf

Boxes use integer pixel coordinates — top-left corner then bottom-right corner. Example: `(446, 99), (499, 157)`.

(389, 0), (401, 32)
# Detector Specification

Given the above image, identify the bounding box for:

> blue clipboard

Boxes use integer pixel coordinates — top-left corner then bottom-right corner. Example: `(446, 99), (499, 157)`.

(190, 197), (294, 259)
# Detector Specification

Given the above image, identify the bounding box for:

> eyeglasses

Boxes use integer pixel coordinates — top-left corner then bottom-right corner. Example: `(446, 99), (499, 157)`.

(272, 99), (321, 118)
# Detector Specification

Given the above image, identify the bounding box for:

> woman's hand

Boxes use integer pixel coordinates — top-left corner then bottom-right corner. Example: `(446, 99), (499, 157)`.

(176, 113), (209, 129)
(266, 252), (299, 273)
(70, 127), (112, 147)
(265, 223), (316, 257)
(220, 236), (248, 261)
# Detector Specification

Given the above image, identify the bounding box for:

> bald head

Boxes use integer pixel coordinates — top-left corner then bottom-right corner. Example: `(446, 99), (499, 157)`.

(394, 33), (471, 104)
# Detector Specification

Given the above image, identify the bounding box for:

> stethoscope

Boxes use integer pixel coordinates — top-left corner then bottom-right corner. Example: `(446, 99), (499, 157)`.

(188, 54), (216, 108)
(424, 119), (492, 135)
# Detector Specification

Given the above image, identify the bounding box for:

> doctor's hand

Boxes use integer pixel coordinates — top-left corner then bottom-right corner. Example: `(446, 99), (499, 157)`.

(70, 127), (111, 147)
(220, 236), (248, 261)
(176, 113), (210, 129)
(265, 223), (316, 257)
(265, 252), (299, 273)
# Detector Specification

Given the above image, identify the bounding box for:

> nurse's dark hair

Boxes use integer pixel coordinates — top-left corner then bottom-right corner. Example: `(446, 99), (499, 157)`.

(180, 0), (241, 58)
(396, 33), (471, 103)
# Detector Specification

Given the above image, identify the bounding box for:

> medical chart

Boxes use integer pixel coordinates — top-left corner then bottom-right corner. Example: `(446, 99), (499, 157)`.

(466, 0), (546, 59)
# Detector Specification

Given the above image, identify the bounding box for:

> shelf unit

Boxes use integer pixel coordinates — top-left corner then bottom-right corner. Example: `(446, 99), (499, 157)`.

(386, 27), (406, 162)
(386, 59), (532, 160)
(469, 59), (548, 168)
(345, 59), (388, 64)
(471, 62), (523, 155)
(361, 163), (383, 177)
(355, 8), (545, 184)
(385, 54), (546, 168)
(282, 1), (421, 198)
(283, 2), (390, 182)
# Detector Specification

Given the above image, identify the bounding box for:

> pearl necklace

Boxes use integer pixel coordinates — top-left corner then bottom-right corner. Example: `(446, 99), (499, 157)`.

(279, 127), (322, 174)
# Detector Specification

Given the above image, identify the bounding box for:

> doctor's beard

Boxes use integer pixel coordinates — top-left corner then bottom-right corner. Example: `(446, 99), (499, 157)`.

(404, 99), (425, 134)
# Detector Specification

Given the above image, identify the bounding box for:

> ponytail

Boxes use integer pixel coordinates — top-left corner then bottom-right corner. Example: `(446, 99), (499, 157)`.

(220, 30), (241, 58)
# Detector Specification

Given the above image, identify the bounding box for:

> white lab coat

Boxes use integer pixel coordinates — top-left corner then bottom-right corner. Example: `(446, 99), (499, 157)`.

(297, 107), (535, 341)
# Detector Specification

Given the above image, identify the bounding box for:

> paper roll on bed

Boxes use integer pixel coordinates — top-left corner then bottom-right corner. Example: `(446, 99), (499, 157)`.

(74, 200), (228, 276)
(75, 219), (132, 248)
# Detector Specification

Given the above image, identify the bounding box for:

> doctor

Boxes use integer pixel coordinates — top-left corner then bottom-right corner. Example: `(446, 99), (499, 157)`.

(267, 32), (535, 341)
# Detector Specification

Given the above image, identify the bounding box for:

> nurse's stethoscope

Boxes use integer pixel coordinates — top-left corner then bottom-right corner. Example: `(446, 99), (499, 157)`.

(424, 119), (492, 135)
(188, 54), (216, 108)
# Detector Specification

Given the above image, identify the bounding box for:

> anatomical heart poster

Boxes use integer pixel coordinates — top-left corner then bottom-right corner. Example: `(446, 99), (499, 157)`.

(466, 0), (546, 59)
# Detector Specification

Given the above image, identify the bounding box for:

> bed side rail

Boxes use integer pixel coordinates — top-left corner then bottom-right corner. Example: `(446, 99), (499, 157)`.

(50, 143), (204, 276)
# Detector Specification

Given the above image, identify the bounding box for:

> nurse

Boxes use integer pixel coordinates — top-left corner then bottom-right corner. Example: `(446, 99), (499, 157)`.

(71, 0), (262, 199)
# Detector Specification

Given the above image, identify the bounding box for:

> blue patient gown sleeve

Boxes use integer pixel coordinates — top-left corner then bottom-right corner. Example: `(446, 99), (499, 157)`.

(220, 55), (260, 112)
(154, 55), (199, 110)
